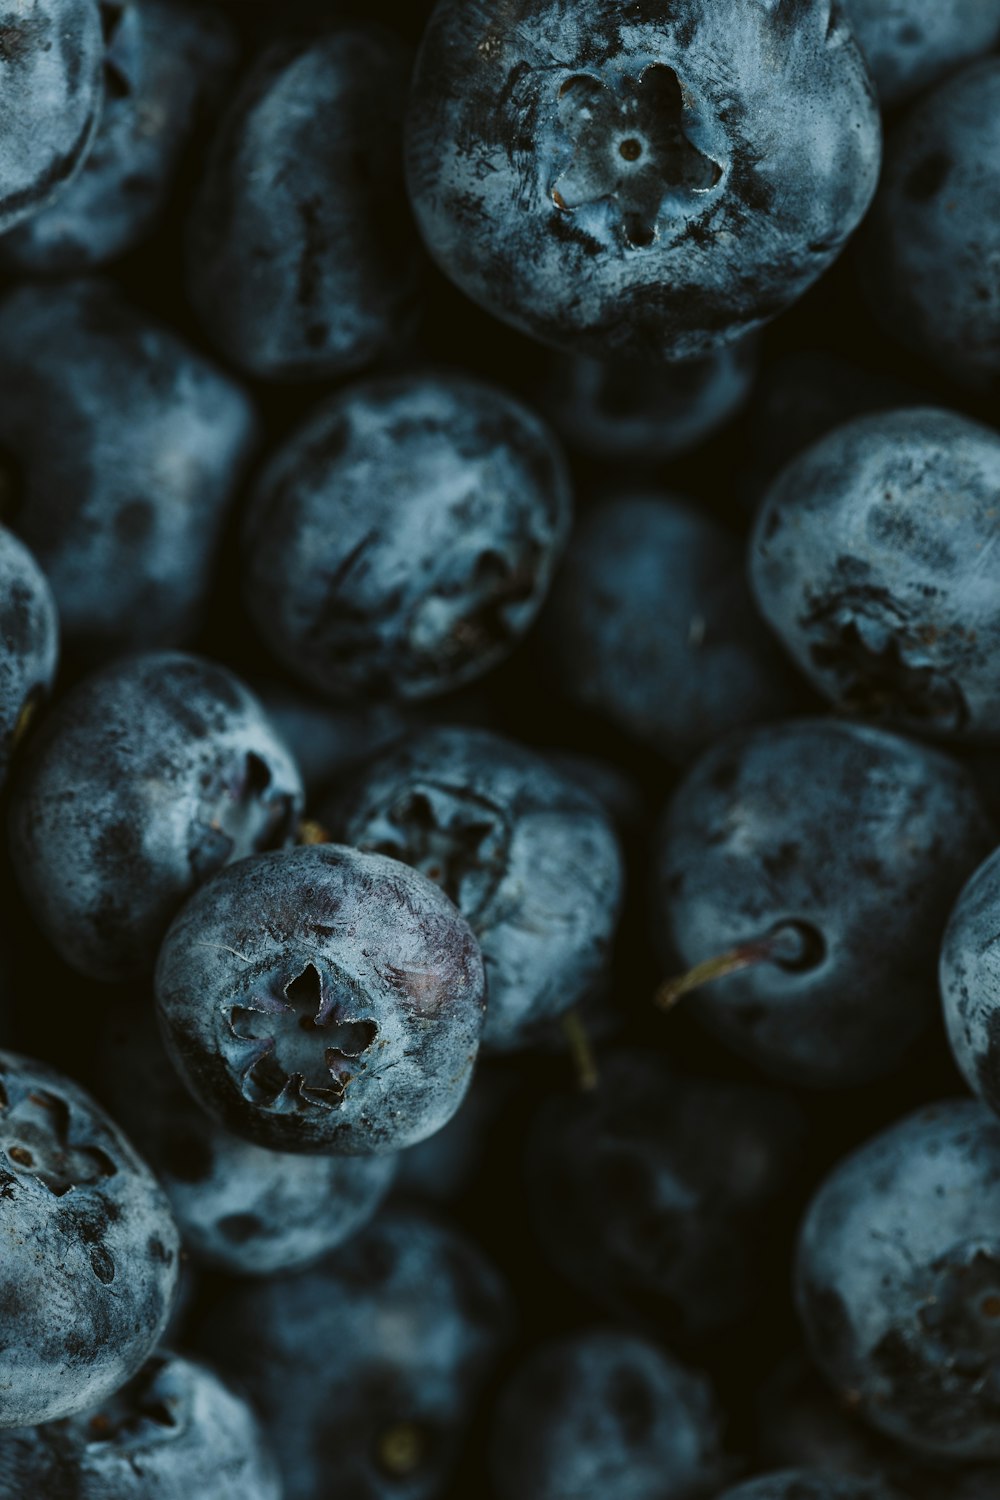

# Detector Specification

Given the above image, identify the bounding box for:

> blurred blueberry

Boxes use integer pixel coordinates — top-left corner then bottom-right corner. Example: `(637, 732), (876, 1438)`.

(393, 1061), (512, 1205)
(254, 680), (411, 798)
(843, 0), (1000, 107)
(718, 1477), (903, 1500)
(0, 526), (57, 790)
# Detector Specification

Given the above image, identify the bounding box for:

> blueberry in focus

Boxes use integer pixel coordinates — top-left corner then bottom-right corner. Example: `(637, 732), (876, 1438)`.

(0, 526), (57, 790)
(490, 1329), (727, 1500)
(0, 1351), (281, 1499)
(796, 1099), (1000, 1460)
(0, 277), (256, 661)
(0, 1050), (179, 1428)
(196, 1209), (509, 1500)
(655, 718), (991, 1085)
(241, 371), (571, 700)
(751, 408), (1000, 739)
(405, 0), (881, 363)
(326, 725), (624, 1052)
(155, 843), (486, 1154)
(717, 1477), (905, 1500)
(8, 651), (303, 982)
(841, 0), (1000, 106)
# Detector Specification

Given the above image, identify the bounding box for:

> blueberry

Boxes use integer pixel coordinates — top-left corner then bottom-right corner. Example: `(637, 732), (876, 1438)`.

(241, 371), (571, 700)
(405, 0), (880, 363)
(255, 680), (412, 799)
(528, 1051), (806, 1337)
(0, 0), (237, 273)
(542, 493), (801, 762)
(0, 1351), (281, 1498)
(858, 59), (1000, 390)
(490, 1330), (727, 1500)
(0, 278), (255, 660)
(0, 526), (57, 790)
(0, 1050), (179, 1428)
(326, 726), (624, 1051)
(655, 718), (990, 1085)
(750, 408), (1000, 738)
(796, 1099), (1000, 1460)
(187, 24), (422, 382)
(100, 1006), (397, 1274)
(196, 1209), (510, 1500)
(842, 0), (1000, 106)
(717, 1477), (903, 1500)
(0, 0), (104, 235)
(8, 651), (303, 982)
(155, 843), (486, 1154)
(938, 846), (1000, 1117)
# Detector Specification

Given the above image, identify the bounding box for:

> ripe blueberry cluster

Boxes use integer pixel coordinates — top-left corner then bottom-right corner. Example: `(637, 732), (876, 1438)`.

(2, 2), (1000, 1497)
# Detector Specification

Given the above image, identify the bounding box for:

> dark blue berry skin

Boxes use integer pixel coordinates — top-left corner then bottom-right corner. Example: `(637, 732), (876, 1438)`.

(155, 843), (486, 1155)
(796, 1100), (1000, 1461)
(0, 278), (256, 661)
(241, 372), (571, 701)
(842, 0), (1000, 106)
(529, 1051), (806, 1338)
(656, 719), (991, 1085)
(197, 1210), (510, 1500)
(255, 680), (411, 798)
(394, 1061), (512, 1204)
(542, 493), (800, 762)
(8, 652), (303, 982)
(188, 24), (422, 383)
(326, 726), (625, 1052)
(0, 1352), (281, 1500)
(0, 526), (57, 790)
(0, 0), (104, 235)
(751, 408), (1000, 739)
(0, 1051), (179, 1429)
(100, 1007), (397, 1275)
(0, 0), (235, 273)
(405, 0), (880, 364)
(718, 1478), (903, 1500)
(490, 1330), (727, 1500)
(858, 60), (1000, 391)
(939, 847), (1000, 1118)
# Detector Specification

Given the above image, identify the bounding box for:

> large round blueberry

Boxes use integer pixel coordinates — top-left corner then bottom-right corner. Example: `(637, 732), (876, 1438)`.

(100, 1007), (396, 1274)
(939, 847), (1000, 1118)
(751, 408), (1000, 739)
(8, 652), (303, 982)
(241, 372), (571, 700)
(197, 1210), (509, 1500)
(405, 0), (881, 363)
(0, 278), (255, 660)
(528, 1051), (806, 1337)
(0, 0), (236, 273)
(718, 1478), (904, 1500)
(187, 24), (422, 382)
(0, 1051), (179, 1428)
(326, 726), (624, 1051)
(490, 1330), (726, 1500)
(155, 844), (486, 1154)
(543, 493), (801, 762)
(858, 59), (1000, 391)
(0, 1351), (281, 1498)
(0, 0), (104, 235)
(655, 718), (990, 1085)
(842, 0), (1000, 105)
(796, 1100), (1000, 1460)
(0, 526), (57, 790)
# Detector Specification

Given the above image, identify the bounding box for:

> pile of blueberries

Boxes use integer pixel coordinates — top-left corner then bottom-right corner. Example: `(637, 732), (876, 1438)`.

(7, 0), (1000, 1496)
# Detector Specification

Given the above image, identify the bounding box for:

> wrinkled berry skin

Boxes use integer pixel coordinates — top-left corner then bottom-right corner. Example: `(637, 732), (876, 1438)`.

(242, 372), (571, 701)
(0, 0), (104, 235)
(842, 0), (1000, 106)
(327, 726), (624, 1051)
(751, 409), (1000, 740)
(490, 1331), (726, 1500)
(155, 844), (486, 1155)
(718, 1478), (902, 1500)
(859, 60), (1000, 391)
(188, 25), (422, 382)
(0, 278), (256, 661)
(656, 719), (990, 1085)
(529, 1052), (805, 1337)
(405, 0), (880, 364)
(0, 1352), (281, 1499)
(197, 1210), (509, 1500)
(8, 652), (303, 982)
(0, 1051), (179, 1429)
(0, 527), (57, 789)
(796, 1101), (1000, 1461)
(939, 848), (1000, 1118)
(543, 494), (800, 762)
(0, 0), (235, 273)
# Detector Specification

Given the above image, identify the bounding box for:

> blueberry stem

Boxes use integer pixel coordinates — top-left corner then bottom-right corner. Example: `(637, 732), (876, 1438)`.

(297, 818), (330, 846)
(655, 924), (812, 1011)
(561, 1007), (599, 1091)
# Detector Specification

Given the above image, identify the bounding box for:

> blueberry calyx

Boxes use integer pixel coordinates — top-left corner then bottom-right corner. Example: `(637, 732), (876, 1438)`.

(0, 1086), (117, 1197)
